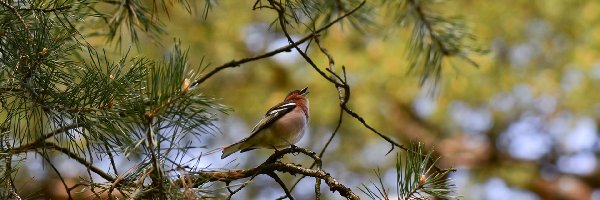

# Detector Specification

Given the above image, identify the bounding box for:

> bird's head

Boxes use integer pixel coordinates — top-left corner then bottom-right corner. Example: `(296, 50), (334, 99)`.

(285, 87), (308, 100)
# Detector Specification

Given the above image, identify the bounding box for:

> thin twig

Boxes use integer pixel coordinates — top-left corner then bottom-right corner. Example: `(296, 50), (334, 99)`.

(44, 142), (116, 182)
(270, 0), (407, 153)
(342, 106), (409, 152)
(5, 153), (22, 200)
(267, 172), (295, 200)
(315, 175), (322, 200)
(266, 1), (408, 198)
(279, 108), (344, 200)
(313, 36), (346, 159)
(6, 123), (84, 153)
(191, 0), (365, 88)
(40, 152), (74, 200)
(190, 34), (314, 88)
(18, 6), (71, 13)
(10, 141), (116, 182)
(144, 114), (165, 199)
(0, 0), (32, 42)
(225, 179), (254, 200)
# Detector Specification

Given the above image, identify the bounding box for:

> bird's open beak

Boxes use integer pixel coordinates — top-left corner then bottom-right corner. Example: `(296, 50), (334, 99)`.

(300, 87), (309, 96)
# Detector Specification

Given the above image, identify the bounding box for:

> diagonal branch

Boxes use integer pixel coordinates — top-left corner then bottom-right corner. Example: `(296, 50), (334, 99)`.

(40, 152), (74, 200)
(191, 0), (365, 88)
(6, 141), (116, 182)
(44, 142), (116, 182)
(17, 6), (72, 13)
(267, 172), (295, 200)
(269, 0), (407, 153)
(191, 35), (315, 88)
(7, 123), (85, 153)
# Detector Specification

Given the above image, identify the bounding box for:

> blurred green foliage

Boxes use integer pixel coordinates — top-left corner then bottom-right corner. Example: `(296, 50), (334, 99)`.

(100, 0), (600, 198)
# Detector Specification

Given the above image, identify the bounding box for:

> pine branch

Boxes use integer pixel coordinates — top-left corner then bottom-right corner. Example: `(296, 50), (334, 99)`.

(0, 87), (20, 93)
(362, 143), (456, 200)
(382, 0), (484, 85)
(6, 123), (84, 153)
(17, 6), (72, 13)
(10, 142), (116, 182)
(408, 0), (450, 55)
(0, 1), (470, 199)
(0, 0), (31, 42)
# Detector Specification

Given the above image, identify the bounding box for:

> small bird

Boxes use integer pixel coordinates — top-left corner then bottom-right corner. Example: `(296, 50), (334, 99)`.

(221, 87), (309, 159)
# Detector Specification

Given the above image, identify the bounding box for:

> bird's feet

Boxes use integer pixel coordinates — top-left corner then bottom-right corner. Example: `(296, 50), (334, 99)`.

(289, 144), (301, 155)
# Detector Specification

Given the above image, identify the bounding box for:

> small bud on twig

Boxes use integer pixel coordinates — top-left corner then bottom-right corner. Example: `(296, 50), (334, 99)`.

(40, 48), (48, 57)
(181, 78), (190, 94)
(419, 174), (427, 185)
(107, 74), (114, 108)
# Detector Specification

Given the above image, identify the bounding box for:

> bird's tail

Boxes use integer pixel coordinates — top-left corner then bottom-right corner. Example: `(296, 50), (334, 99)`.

(221, 141), (244, 159)
(202, 146), (225, 156)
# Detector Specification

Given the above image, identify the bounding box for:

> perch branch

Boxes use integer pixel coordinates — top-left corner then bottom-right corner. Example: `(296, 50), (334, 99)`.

(191, 147), (358, 200)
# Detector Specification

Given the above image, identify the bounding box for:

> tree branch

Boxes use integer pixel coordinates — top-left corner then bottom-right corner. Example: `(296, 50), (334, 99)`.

(45, 142), (116, 182)
(40, 152), (73, 200)
(194, 162), (358, 200)
(190, 147), (357, 200)
(269, 0), (407, 154)
(7, 141), (116, 182)
(17, 6), (71, 13)
(191, 0), (365, 88)
(6, 123), (84, 153)
(267, 172), (295, 200)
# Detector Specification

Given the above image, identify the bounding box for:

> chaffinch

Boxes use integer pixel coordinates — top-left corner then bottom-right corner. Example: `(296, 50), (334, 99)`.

(221, 87), (309, 159)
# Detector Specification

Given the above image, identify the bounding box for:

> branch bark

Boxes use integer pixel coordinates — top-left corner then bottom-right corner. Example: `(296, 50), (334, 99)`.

(191, 147), (359, 200)
(194, 162), (359, 200)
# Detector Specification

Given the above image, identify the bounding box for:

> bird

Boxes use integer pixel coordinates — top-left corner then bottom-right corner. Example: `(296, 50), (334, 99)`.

(221, 87), (309, 159)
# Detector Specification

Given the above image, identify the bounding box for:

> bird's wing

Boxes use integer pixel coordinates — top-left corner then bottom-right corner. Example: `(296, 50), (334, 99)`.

(250, 100), (296, 135)
(221, 101), (297, 158)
